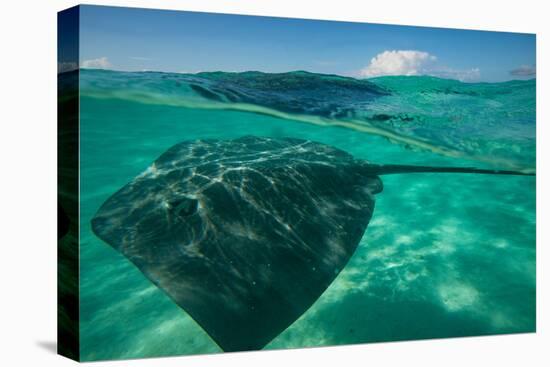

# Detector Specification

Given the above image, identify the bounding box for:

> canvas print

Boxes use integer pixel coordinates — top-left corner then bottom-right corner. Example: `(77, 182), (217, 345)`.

(57, 5), (536, 361)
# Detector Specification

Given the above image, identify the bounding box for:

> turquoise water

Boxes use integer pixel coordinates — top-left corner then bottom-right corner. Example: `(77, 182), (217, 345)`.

(78, 69), (535, 360)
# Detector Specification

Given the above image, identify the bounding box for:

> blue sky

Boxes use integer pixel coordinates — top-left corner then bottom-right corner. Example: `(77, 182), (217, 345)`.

(77, 5), (536, 82)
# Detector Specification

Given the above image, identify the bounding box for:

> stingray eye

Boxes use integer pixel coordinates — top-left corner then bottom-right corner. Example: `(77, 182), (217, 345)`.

(171, 198), (199, 218)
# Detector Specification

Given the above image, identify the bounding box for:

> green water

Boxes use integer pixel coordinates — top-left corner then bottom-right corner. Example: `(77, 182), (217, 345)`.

(78, 69), (535, 360)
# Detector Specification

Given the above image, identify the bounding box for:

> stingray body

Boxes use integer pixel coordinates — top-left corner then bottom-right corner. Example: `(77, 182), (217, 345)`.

(91, 136), (532, 352)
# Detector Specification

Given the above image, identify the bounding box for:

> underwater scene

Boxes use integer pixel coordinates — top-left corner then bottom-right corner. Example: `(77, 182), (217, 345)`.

(78, 68), (535, 360)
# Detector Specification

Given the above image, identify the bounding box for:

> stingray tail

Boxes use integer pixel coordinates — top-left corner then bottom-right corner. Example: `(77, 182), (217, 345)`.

(363, 164), (535, 176)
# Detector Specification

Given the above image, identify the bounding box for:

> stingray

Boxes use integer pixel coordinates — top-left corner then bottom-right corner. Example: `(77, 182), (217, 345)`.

(91, 135), (533, 352)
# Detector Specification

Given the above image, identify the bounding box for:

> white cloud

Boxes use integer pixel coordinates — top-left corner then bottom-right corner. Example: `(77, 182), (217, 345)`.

(360, 50), (436, 78)
(81, 57), (112, 69)
(509, 64), (536, 77)
(57, 61), (78, 74)
(178, 70), (202, 74)
(360, 50), (481, 81)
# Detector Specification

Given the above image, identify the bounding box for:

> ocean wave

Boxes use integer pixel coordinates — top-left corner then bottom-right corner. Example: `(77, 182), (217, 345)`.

(77, 69), (535, 171)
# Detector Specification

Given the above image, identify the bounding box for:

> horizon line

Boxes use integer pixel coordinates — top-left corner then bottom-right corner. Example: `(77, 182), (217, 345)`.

(62, 66), (537, 83)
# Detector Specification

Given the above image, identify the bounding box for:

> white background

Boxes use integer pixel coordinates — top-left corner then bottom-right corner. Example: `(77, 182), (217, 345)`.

(0, 0), (547, 365)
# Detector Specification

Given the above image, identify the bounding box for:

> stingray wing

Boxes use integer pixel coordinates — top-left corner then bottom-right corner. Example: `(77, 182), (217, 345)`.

(92, 136), (381, 352)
